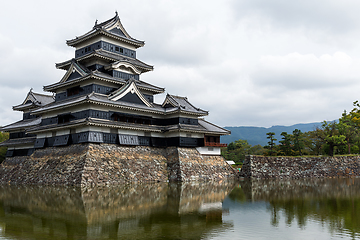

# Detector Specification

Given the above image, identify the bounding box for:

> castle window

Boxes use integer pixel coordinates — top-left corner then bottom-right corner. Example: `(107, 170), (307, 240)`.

(115, 47), (119, 51)
(120, 48), (123, 53)
(67, 86), (82, 96)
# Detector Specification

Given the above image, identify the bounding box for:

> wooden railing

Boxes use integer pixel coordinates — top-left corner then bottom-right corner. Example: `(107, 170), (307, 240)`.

(204, 142), (227, 147)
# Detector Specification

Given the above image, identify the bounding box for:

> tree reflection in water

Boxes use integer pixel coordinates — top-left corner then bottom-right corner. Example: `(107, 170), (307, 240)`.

(230, 178), (360, 238)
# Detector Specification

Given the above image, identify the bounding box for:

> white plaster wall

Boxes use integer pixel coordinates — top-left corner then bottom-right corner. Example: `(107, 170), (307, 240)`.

(56, 129), (70, 136)
(8, 144), (34, 150)
(196, 147), (221, 156)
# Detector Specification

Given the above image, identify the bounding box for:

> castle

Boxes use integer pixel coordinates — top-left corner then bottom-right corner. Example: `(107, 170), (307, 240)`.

(0, 12), (229, 157)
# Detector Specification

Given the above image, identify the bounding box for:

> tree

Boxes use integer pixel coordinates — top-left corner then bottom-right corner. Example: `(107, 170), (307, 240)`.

(221, 139), (264, 163)
(265, 132), (277, 156)
(0, 131), (9, 163)
(279, 132), (292, 156)
(302, 129), (325, 156)
(320, 121), (346, 156)
(292, 129), (303, 156)
(340, 110), (359, 154)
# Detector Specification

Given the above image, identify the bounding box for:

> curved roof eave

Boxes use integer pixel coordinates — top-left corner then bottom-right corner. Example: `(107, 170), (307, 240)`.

(66, 29), (145, 48)
(43, 74), (164, 94)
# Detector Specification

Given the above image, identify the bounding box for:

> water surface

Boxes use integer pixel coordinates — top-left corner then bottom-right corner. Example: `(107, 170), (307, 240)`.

(0, 178), (359, 239)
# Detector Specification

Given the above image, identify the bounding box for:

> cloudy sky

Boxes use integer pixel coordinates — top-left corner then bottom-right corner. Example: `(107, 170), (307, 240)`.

(1, 0), (360, 128)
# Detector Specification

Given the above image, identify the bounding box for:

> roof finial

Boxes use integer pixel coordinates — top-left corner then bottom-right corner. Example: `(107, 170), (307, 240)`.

(30, 88), (33, 92)
(115, 10), (118, 17)
(95, 19), (98, 26)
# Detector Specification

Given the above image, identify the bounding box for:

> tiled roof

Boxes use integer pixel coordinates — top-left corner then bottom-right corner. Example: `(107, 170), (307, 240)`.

(56, 50), (153, 72)
(31, 92), (208, 117)
(66, 13), (145, 48)
(26, 116), (229, 136)
(97, 49), (153, 70)
(164, 120), (230, 135)
(27, 117), (163, 134)
(0, 118), (42, 132)
(13, 90), (54, 111)
(0, 137), (36, 147)
(44, 70), (164, 94)
(162, 94), (208, 115)
(198, 119), (231, 135)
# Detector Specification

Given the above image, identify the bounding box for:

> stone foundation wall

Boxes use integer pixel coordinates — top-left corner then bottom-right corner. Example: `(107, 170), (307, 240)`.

(240, 155), (360, 178)
(173, 148), (236, 181)
(0, 144), (235, 186)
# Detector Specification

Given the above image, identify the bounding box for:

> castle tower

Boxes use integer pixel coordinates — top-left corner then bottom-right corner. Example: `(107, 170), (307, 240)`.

(1, 13), (230, 157)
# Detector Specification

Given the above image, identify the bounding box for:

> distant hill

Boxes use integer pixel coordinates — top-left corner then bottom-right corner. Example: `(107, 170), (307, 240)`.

(222, 122), (323, 146)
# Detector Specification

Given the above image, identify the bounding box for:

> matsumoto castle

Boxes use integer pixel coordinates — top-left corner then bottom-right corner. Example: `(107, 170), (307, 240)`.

(0, 13), (229, 157)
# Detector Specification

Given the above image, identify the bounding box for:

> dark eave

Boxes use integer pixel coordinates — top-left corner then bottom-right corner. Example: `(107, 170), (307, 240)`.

(12, 102), (35, 111)
(31, 93), (208, 117)
(43, 72), (164, 94)
(66, 28), (144, 49)
(26, 118), (229, 136)
(198, 119), (231, 135)
(0, 137), (36, 147)
(0, 118), (42, 132)
(163, 94), (208, 115)
(12, 90), (54, 111)
(27, 117), (163, 134)
(66, 13), (145, 48)
(56, 49), (153, 72)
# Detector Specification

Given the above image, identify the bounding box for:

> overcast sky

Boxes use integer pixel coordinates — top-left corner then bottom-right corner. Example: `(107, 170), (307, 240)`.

(1, 0), (360, 128)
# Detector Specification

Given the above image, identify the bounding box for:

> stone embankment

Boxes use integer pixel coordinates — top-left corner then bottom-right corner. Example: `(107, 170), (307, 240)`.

(239, 178), (360, 201)
(240, 155), (360, 178)
(0, 143), (236, 186)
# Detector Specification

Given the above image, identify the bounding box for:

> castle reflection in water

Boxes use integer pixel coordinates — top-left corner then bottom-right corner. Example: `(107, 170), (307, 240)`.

(1, 178), (360, 239)
(0, 181), (235, 239)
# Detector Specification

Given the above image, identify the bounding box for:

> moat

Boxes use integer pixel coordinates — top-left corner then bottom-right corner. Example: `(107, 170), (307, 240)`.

(0, 178), (359, 239)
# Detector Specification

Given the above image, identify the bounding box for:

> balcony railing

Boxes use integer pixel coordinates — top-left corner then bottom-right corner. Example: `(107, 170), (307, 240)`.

(204, 142), (227, 147)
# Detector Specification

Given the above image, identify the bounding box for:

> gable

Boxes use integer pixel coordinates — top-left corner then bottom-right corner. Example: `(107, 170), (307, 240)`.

(59, 62), (87, 83)
(66, 71), (82, 82)
(118, 92), (147, 106)
(108, 80), (152, 107)
(109, 27), (126, 37)
(162, 96), (178, 108)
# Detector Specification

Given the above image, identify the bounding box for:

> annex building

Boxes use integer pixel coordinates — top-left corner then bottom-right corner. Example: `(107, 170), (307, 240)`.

(0, 13), (229, 158)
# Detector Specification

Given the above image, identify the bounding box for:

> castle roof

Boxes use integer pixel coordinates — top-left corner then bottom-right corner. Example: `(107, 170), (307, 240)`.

(26, 117), (227, 136)
(0, 137), (36, 147)
(0, 118), (42, 132)
(56, 49), (153, 72)
(31, 92), (208, 117)
(162, 94), (208, 115)
(12, 89), (54, 111)
(66, 12), (145, 48)
(45, 63), (164, 94)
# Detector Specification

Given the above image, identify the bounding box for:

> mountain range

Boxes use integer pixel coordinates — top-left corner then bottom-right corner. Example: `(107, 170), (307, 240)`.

(222, 122), (324, 146)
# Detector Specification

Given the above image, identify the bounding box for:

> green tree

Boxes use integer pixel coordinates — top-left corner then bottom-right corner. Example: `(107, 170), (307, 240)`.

(302, 129), (325, 155)
(339, 110), (359, 154)
(0, 131), (9, 163)
(221, 139), (264, 163)
(265, 132), (277, 156)
(279, 132), (292, 156)
(320, 121), (346, 156)
(292, 129), (303, 156)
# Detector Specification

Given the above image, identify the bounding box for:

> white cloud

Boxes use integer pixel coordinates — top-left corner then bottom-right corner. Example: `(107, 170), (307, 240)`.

(252, 52), (360, 90)
(1, 0), (360, 128)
